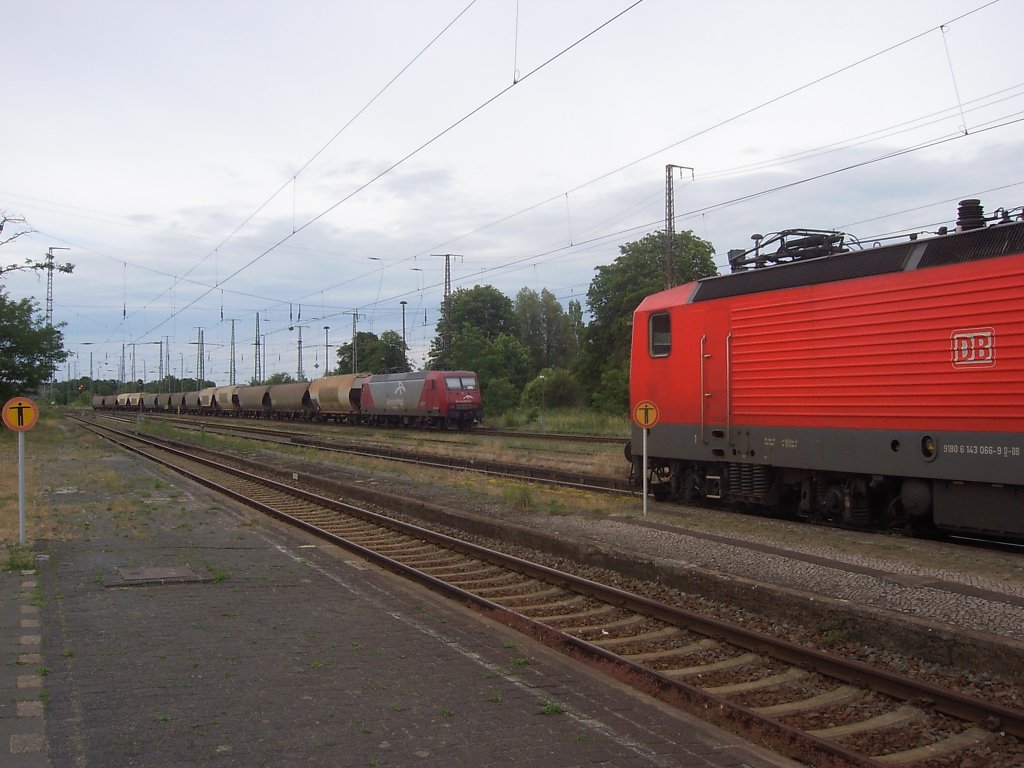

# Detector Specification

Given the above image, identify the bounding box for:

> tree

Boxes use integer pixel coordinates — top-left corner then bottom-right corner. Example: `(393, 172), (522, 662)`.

(576, 229), (716, 409)
(0, 214), (73, 278)
(336, 330), (409, 374)
(513, 288), (579, 375)
(264, 371), (296, 385)
(477, 333), (531, 390)
(521, 368), (580, 409)
(480, 378), (518, 416)
(0, 288), (69, 401)
(372, 330), (410, 373)
(428, 285), (516, 369)
(567, 299), (584, 352)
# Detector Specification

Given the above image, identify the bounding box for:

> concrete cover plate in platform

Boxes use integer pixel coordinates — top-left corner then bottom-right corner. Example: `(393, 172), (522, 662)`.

(108, 565), (212, 587)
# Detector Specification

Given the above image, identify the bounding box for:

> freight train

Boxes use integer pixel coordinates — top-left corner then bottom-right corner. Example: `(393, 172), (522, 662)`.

(627, 200), (1024, 539)
(92, 370), (483, 429)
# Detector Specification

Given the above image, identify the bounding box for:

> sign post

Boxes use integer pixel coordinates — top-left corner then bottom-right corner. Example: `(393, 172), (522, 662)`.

(631, 400), (659, 517)
(3, 397), (40, 545)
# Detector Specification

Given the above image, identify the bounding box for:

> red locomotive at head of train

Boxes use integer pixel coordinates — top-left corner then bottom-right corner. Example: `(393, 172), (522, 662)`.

(628, 200), (1024, 539)
(360, 370), (482, 429)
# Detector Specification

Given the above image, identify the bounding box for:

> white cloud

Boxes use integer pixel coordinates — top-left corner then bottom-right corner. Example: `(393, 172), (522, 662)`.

(2, 0), (1022, 383)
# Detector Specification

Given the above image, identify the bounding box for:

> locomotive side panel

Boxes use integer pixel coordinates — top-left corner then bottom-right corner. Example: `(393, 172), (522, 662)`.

(633, 254), (1024, 482)
(363, 373), (429, 420)
(728, 254), (1024, 434)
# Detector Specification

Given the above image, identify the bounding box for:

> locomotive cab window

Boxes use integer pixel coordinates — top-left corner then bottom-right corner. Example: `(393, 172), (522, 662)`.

(649, 313), (671, 357)
(446, 376), (477, 390)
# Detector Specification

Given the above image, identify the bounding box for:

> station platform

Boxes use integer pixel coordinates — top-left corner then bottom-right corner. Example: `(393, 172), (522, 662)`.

(2, 450), (793, 768)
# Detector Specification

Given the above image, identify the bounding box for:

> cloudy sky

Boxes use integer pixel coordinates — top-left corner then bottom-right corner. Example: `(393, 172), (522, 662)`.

(3, 0), (1022, 384)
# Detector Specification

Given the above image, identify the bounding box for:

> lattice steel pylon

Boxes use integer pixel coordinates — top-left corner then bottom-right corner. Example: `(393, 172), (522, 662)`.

(44, 246), (71, 327)
(433, 253), (461, 369)
(254, 313), (263, 384)
(664, 165), (692, 290)
(228, 319), (237, 385)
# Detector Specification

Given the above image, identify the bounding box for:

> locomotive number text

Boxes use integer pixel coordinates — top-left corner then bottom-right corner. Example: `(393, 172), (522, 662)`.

(942, 443), (1021, 457)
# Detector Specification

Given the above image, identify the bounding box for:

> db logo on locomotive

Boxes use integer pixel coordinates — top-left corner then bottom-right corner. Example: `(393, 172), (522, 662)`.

(950, 327), (995, 368)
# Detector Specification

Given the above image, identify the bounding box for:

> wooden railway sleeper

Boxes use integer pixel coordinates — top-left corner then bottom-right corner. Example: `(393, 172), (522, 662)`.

(419, 562), (498, 579)
(661, 652), (762, 678)
(533, 603), (619, 624)
(561, 613), (650, 636)
(874, 727), (995, 765)
(807, 702), (924, 739)
(708, 667), (810, 694)
(445, 572), (525, 590)
(614, 635), (718, 657)
(478, 585), (564, 603)
(512, 595), (590, 615)
(756, 685), (863, 716)
(396, 551), (466, 566)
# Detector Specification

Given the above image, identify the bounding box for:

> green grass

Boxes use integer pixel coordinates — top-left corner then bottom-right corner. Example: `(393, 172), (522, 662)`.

(538, 699), (564, 715)
(4, 544), (35, 571)
(817, 618), (850, 647)
(206, 563), (229, 583)
(497, 408), (628, 437)
(500, 484), (534, 512)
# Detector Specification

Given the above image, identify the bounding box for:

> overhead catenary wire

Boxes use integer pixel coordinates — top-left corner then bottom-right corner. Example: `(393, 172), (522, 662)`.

(22, 0), (1007, 331)
(132, 0), (483, 328)
(32, 0), (1019, 378)
(138, 0), (647, 341)
(390, 0), (1008, 266)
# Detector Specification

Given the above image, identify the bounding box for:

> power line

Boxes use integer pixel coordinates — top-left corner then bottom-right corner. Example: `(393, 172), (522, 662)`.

(388, 1), (1007, 265)
(133, 1), (482, 331)
(138, 1), (647, 341)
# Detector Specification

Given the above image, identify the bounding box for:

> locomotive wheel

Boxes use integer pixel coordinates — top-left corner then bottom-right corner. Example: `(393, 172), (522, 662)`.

(669, 465), (703, 504)
(681, 469), (704, 504)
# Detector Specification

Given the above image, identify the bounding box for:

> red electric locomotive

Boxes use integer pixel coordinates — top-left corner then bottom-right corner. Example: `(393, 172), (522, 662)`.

(628, 200), (1024, 538)
(360, 370), (482, 429)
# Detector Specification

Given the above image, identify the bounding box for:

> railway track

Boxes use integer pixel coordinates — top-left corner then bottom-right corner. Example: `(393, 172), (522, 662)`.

(72, 415), (1024, 767)
(476, 426), (623, 444)
(94, 412), (632, 494)
(93, 412), (1024, 552)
